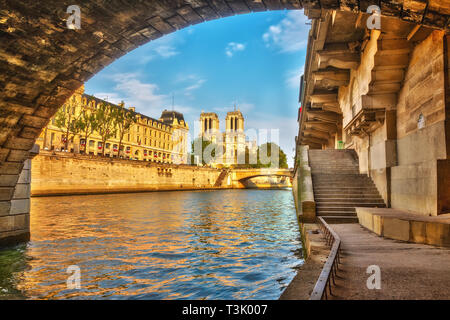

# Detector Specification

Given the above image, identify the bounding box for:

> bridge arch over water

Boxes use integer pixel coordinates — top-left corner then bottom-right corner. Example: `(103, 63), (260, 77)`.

(0, 0), (449, 244)
(232, 168), (293, 188)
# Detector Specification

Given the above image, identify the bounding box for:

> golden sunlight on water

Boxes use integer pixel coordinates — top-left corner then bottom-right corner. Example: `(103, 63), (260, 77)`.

(0, 189), (303, 299)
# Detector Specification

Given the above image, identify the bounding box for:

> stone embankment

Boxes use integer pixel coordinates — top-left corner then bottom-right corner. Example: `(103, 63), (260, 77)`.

(31, 151), (230, 196)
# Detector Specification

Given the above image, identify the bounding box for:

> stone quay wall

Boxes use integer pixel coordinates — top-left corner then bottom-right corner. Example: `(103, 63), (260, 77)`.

(31, 152), (229, 196)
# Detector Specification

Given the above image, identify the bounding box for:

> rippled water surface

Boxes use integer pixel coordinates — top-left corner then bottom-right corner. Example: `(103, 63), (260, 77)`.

(0, 189), (303, 299)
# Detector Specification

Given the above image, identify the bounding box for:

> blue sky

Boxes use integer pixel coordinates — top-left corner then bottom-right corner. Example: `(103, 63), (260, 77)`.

(85, 10), (310, 167)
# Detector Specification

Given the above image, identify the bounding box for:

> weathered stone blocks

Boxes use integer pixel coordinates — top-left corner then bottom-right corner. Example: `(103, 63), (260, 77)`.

(357, 207), (450, 247)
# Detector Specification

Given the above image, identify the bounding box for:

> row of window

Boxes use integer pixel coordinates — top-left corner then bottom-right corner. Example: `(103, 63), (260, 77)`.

(80, 140), (173, 159)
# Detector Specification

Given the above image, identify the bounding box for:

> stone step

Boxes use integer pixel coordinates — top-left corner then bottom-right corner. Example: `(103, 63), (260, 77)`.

(317, 203), (386, 208)
(311, 166), (359, 170)
(313, 179), (376, 183)
(311, 170), (360, 173)
(315, 192), (380, 196)
(315, 195), (382, 199)
(309, 149), (386, 217)
(314, 183), (377, 187)
(314, 183), (378, 188)
(313, 172), (368, 175)
(313, 178), (374, 182)
(315, 197), (386, 203)
(321, 216), (359, 224)
(316, 207), (356, 212)
(317, 211), (357, 217)
(311, 164), (357, 167)
(314, 185), (378, 189)
(314, 187), (379, 191)
(310, 162), (357, 164)
(311, 172), (361, 175)
(309, 161), (357, 164)
(315, 194), (384, 203)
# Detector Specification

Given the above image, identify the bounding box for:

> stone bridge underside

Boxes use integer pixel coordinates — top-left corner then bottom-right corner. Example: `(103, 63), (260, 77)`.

(0, 1), (449, 245)
(231, 168), (292, 188)
(232, 168), (292, 181)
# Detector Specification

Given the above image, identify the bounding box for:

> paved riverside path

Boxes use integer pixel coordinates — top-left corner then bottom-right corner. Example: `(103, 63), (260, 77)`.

(329, 224), (450, 300)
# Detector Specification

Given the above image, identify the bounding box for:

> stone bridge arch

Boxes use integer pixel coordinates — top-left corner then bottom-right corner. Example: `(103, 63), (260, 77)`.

(0, 0), (449, 245)
(231, 168), (292, 188)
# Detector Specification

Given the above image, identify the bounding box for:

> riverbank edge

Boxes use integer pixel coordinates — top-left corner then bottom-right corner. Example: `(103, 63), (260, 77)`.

(31, 186), (293, 197)
(279, 221), (329, 300)
(30, 186), (233, 197)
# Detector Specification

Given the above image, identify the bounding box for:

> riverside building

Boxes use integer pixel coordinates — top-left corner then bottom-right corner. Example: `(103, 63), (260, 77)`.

(36, 85), (189, 164)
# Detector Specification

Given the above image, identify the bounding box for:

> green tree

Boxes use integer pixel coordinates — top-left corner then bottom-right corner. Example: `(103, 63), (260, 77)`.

(114, 101), (137, 158)
(76, 109), (98, 154)
(234, 146), (259, 169)
(190, 137), (219, 165)
(54, 96), (82, 151)
(94, 102), (117, 156)
(258, 142), (288, 168)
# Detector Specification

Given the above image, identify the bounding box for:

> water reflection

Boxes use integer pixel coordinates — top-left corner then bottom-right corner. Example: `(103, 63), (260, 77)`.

(0, 189), (303, 299)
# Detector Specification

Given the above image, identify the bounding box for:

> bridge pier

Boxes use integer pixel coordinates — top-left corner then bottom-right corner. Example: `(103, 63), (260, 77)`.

(0, 145), (39, 247)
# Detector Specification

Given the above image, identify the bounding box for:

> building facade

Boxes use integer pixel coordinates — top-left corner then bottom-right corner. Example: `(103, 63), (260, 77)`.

(199, 109), (256, 167)
(296, 10), (450, 216)
(36, 85), (189, 164)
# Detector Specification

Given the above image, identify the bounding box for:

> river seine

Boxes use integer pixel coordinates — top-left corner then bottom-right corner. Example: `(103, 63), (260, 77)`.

(0, 189), (303, 299)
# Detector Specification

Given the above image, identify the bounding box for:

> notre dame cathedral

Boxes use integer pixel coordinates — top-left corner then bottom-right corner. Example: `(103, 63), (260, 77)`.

(199, 109), (257, 167)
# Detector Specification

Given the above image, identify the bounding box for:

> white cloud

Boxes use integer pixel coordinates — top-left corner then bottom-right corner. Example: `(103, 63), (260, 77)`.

(238, 102), (254, 113)
(131, 34), (180, 64)
(263, 11), (310, 53)
(225, 42), (246, 57)
(174, 74), (207, 98)
(184, 79), (206, 92)
(212, 101), (254, 116)
(153, 45), (178, 58)
(286, 65), (305, 89)
(93, 73), (196, 116)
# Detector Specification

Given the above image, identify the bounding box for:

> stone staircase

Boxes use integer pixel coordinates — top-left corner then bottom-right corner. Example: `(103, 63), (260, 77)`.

(309, 149), (386, 223)
(214, 168), (230, 187)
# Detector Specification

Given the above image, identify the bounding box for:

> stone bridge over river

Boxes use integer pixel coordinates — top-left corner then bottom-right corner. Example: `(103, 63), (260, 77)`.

(0, 0), (449, 244)
(231, 168), (293, 188)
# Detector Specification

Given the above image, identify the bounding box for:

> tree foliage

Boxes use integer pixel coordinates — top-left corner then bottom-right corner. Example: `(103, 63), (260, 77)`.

(94, 102), (117, 156)
(54, 96), (82, 150)
(190, 137), (219, 165)
(76, 110), (98, 153)
(236, 142), (288, 168)
(114, 101), (137, 157)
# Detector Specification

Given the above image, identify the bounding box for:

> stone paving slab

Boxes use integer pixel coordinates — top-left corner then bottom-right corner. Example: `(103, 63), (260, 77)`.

(329, 224), (450, 300)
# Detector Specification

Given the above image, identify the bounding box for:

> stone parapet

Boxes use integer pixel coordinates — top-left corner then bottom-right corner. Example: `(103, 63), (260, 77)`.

(293, 145), (316, 222)
(357, 207), (450, 247)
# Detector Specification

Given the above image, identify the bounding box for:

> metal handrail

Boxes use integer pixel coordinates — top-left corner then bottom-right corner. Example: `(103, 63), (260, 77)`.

(309, 217), (341, 300)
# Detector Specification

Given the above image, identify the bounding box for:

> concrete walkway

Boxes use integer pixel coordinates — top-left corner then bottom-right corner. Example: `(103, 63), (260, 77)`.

(329, 224), (450, 299)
